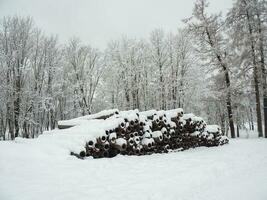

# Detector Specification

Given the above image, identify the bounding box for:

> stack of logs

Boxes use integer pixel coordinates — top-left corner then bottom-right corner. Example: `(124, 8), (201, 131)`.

(70, 109), (229, 159)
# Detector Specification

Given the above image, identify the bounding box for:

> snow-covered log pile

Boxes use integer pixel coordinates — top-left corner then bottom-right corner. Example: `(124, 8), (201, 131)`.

(60, 108), (229, 159)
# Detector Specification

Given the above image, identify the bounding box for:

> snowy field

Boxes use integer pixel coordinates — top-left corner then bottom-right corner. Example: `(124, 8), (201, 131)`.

(0, 136), (267, 200)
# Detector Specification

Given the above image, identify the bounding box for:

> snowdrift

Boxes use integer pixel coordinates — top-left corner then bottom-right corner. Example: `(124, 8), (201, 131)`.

(54, 108), (229, 159)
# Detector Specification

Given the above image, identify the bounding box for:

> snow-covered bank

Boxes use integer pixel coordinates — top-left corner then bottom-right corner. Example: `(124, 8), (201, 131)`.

(0, 138), (267, 200)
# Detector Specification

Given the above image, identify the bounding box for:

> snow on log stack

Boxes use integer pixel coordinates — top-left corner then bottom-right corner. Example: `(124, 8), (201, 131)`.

(58, 108), (229, 159)
(58, 109), (119, 129)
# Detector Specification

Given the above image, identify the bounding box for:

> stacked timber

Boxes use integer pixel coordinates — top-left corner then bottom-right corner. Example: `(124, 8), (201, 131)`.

(63, 108), (229, 159)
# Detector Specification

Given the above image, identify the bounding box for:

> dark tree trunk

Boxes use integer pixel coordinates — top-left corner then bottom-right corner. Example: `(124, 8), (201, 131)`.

(6, 71), (14, 140)
(14, 77), (21, 138)
(215, 51), (235, 138)
(172, 79), (177, 109)
(264, 97), (267, 138)
(125, 88), (130, 109)
(220, 106), (226, 135)
(0, 114), (6, 140)
(250, 106), (254, 130)
(236, 108), (240, 137)
(204, 25), (235, 138)
(159, 64), (165, 110)
(225, 75), (235, 138)
(256, 11), (267, 138)
(245, 1), (263, 137)
(252, 55), (263, 137)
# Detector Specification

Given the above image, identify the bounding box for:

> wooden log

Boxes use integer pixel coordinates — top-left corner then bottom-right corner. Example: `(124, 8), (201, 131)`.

(113, 138), (127, 151)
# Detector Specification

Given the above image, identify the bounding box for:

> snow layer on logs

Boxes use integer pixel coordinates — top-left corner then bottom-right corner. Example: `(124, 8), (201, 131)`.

(58, 109), (119, 128)
(151, 131), (163, 138)
(206, 125), (220, 133)
(165, 108), (184, 118)
(139, 109), (157, 117)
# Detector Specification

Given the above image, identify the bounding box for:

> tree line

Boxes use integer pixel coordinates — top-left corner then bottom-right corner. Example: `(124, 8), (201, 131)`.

(0, 0), (266, 140)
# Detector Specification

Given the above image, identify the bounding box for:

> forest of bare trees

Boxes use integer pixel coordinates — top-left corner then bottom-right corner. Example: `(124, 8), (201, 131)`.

(0, 0), (266, 140)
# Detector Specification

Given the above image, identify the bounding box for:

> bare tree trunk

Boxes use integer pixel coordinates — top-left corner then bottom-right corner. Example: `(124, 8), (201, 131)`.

(178, 65), (185, 110)
(236, 107), (240, 137)
(131, 74), (140, 109)
(172, 75), (177, 109)
(246, 107), (252, 130)
(159, 64), (165, 110)
(170, 53), (176, 109)
(0, 110), (6, 140)
(144, 70), (148, 110)
(225, 71), (235, 138)
(204, 25), (235, 138)
(256, 11), (267, 138)
(219, 104), (226, 135)
(111, 89), (115, 107)
(2, 24), (13, 140)
(250, 106), (254, 130)
(6, 71), (14, 139)
(264, 96), (267, 138)
(14, 76), (21, 138)
(244, 1), (263, 137)
(252, 52), (263, 137)
(125, 87), (130, 109)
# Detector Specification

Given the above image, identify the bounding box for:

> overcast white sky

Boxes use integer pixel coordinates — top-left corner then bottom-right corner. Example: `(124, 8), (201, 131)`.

(0, 0), (233, 49)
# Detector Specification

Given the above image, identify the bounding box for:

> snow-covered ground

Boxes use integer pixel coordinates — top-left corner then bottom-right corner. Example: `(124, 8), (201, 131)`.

(0, 136), (267, 200)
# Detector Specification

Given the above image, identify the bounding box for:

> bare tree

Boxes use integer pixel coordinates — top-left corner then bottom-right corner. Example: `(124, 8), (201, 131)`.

(65, 37), (104, 116)
(186, 0), (235, 138)
(227, 0), (267, 137)
(150, 29), (168, 110)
